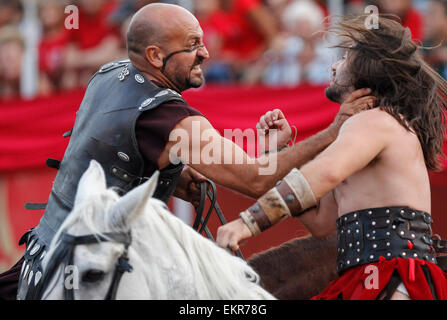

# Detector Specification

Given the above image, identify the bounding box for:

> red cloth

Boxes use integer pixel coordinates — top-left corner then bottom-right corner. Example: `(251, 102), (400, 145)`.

(206, 0), (265, 61)
(312, 258), (447, 300)
(38, 29), (71, 77)
(0, 85), (446, 177)
(0, 84), (336, 172)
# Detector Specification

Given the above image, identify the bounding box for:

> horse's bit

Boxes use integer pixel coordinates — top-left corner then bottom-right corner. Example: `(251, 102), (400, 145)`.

(193, 180), (245, 260)
(30, 231), (133, 300)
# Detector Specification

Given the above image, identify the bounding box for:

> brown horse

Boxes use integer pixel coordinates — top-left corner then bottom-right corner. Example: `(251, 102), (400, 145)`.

(247, 233), (339, 300)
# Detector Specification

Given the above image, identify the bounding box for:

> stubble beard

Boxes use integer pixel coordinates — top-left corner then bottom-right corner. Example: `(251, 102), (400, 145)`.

(325, 84), (345, 104)
(169, 60), (205, 92)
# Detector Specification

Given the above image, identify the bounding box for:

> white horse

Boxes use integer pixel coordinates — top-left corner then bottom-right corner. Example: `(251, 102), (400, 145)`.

(39, 160), (275, 300)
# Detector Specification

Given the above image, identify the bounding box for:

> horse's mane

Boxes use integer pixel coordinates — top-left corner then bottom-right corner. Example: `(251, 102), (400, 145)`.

(248, 234), (339, 300)
(131, 198), (275, 299)
(46, 186), (275, 300)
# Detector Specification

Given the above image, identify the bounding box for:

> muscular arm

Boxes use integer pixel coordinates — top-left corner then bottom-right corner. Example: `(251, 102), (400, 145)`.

(160, 115), (337, 198)
(298, 191), (339, 238)
(300, 109), (391, 200)
(216, 109), (393, 249)
(158, 88), (373, 199)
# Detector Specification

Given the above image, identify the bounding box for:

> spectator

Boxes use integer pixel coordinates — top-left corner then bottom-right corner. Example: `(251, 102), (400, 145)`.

(345, 0), (368, 15)
(37, 0), (73, 95)
(375, 0), (424, 42)
(194, 0), (231, 82)
(424, 0), (447, 79)
(0, 0), (23, 28)
(196, 0), (278, 82)
(264, 0), (291, 24)
(247, 0), (333, 86)
(0, 26), (24, 100)
(64, 0), (123, 87)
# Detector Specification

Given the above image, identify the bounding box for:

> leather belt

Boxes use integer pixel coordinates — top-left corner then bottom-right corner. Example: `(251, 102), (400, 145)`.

(336, 206), (437, 274)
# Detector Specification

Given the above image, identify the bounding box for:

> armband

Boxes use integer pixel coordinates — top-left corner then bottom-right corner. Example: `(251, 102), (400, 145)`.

(240, 168), (317, 236)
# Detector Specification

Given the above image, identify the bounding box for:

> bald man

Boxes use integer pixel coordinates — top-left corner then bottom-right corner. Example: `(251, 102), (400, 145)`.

(1, 4), (372, 300)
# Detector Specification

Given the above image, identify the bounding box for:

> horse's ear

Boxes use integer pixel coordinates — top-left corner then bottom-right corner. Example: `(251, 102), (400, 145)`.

(74, 160), (107, 206)
(110, 171), (160, 226)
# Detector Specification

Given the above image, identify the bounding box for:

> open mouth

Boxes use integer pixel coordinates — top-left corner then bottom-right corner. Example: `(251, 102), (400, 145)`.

(192, 64), (202, 72)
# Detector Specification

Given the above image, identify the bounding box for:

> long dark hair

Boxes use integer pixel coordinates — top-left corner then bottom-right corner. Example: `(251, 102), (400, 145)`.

(330, 15), (447, 171)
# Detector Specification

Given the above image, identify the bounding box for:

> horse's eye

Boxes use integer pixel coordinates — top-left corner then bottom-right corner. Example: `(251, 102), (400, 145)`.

(82, 269), (105, 283)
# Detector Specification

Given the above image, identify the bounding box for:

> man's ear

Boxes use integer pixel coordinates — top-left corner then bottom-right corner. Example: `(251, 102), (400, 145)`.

(145, 45), (164, 69)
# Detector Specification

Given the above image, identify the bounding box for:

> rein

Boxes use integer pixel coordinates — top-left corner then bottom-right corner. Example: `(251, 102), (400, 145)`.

(193, 180), (245, 260)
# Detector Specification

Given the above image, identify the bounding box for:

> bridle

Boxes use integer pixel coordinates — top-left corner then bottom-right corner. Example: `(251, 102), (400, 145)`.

(33, 180), (240, 300)
(30, 231), (133, 300)
(193, 180), (245, 260)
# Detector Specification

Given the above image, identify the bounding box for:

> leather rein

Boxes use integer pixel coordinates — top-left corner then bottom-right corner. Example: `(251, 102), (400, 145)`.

(193, 180), (245, 260)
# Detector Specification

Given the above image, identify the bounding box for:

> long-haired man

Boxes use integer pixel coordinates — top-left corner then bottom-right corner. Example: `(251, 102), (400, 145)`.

(217, 15), (447, 300)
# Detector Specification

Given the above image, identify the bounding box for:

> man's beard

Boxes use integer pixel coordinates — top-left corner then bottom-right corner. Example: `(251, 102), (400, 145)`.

(187, 71), (204, 89)
(325, 83), (346, 104)
(168, 57), (205, 91)
(187, 57), (205, 88)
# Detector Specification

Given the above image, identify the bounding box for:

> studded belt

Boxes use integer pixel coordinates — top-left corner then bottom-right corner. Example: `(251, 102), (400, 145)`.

(336, 206), (437, 275)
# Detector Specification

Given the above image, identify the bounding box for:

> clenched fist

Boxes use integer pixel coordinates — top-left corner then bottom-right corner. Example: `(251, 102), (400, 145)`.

(256, 109), (292, 153)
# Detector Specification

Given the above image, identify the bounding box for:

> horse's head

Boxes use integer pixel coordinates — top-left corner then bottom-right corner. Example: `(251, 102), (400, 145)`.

(40, 160), (159, 300)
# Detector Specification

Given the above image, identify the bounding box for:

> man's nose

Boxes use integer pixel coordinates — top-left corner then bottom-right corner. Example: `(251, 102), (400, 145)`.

(198, 45), (210, 59)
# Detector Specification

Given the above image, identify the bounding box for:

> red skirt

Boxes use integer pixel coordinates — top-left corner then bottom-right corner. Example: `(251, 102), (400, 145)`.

(312, 258), (447, 300)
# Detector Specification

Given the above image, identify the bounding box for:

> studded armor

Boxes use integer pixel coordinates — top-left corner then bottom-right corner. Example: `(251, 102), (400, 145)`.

(336, 206), (437, 275)
(17, 60), (187, 299)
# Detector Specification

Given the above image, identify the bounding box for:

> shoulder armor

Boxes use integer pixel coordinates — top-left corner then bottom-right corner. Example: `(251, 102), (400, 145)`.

(98, 59), (131, 73)
(138, 88), (184, 112)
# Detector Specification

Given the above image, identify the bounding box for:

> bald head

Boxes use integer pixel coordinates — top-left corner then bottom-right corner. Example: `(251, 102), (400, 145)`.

(126, 3), (209, 92)
(126, 3), (198, 56)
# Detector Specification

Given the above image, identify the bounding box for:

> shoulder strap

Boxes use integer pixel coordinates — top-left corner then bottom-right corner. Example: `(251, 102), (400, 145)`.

(97, 59), (131, 74)
(138, 88), (186, 112)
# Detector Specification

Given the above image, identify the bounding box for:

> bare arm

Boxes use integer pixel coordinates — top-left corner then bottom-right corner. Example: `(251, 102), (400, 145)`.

(300, 109), (391, 199)
(298, 191), (339, 239)
(159, 89), (374, 198)
(161, 115), (336, 199)
(216, 108), (392, 250)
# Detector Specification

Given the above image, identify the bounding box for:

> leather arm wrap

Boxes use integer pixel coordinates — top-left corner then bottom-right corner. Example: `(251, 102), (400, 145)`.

(240, 168), (317, 236)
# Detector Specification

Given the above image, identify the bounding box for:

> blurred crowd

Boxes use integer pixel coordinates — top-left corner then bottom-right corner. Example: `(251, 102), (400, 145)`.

(0, 0), (446, 100)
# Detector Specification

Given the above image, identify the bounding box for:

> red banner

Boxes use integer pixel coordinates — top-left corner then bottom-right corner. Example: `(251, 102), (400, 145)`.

(1, 84), (447, 174)
(0, 85), (446, 271)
